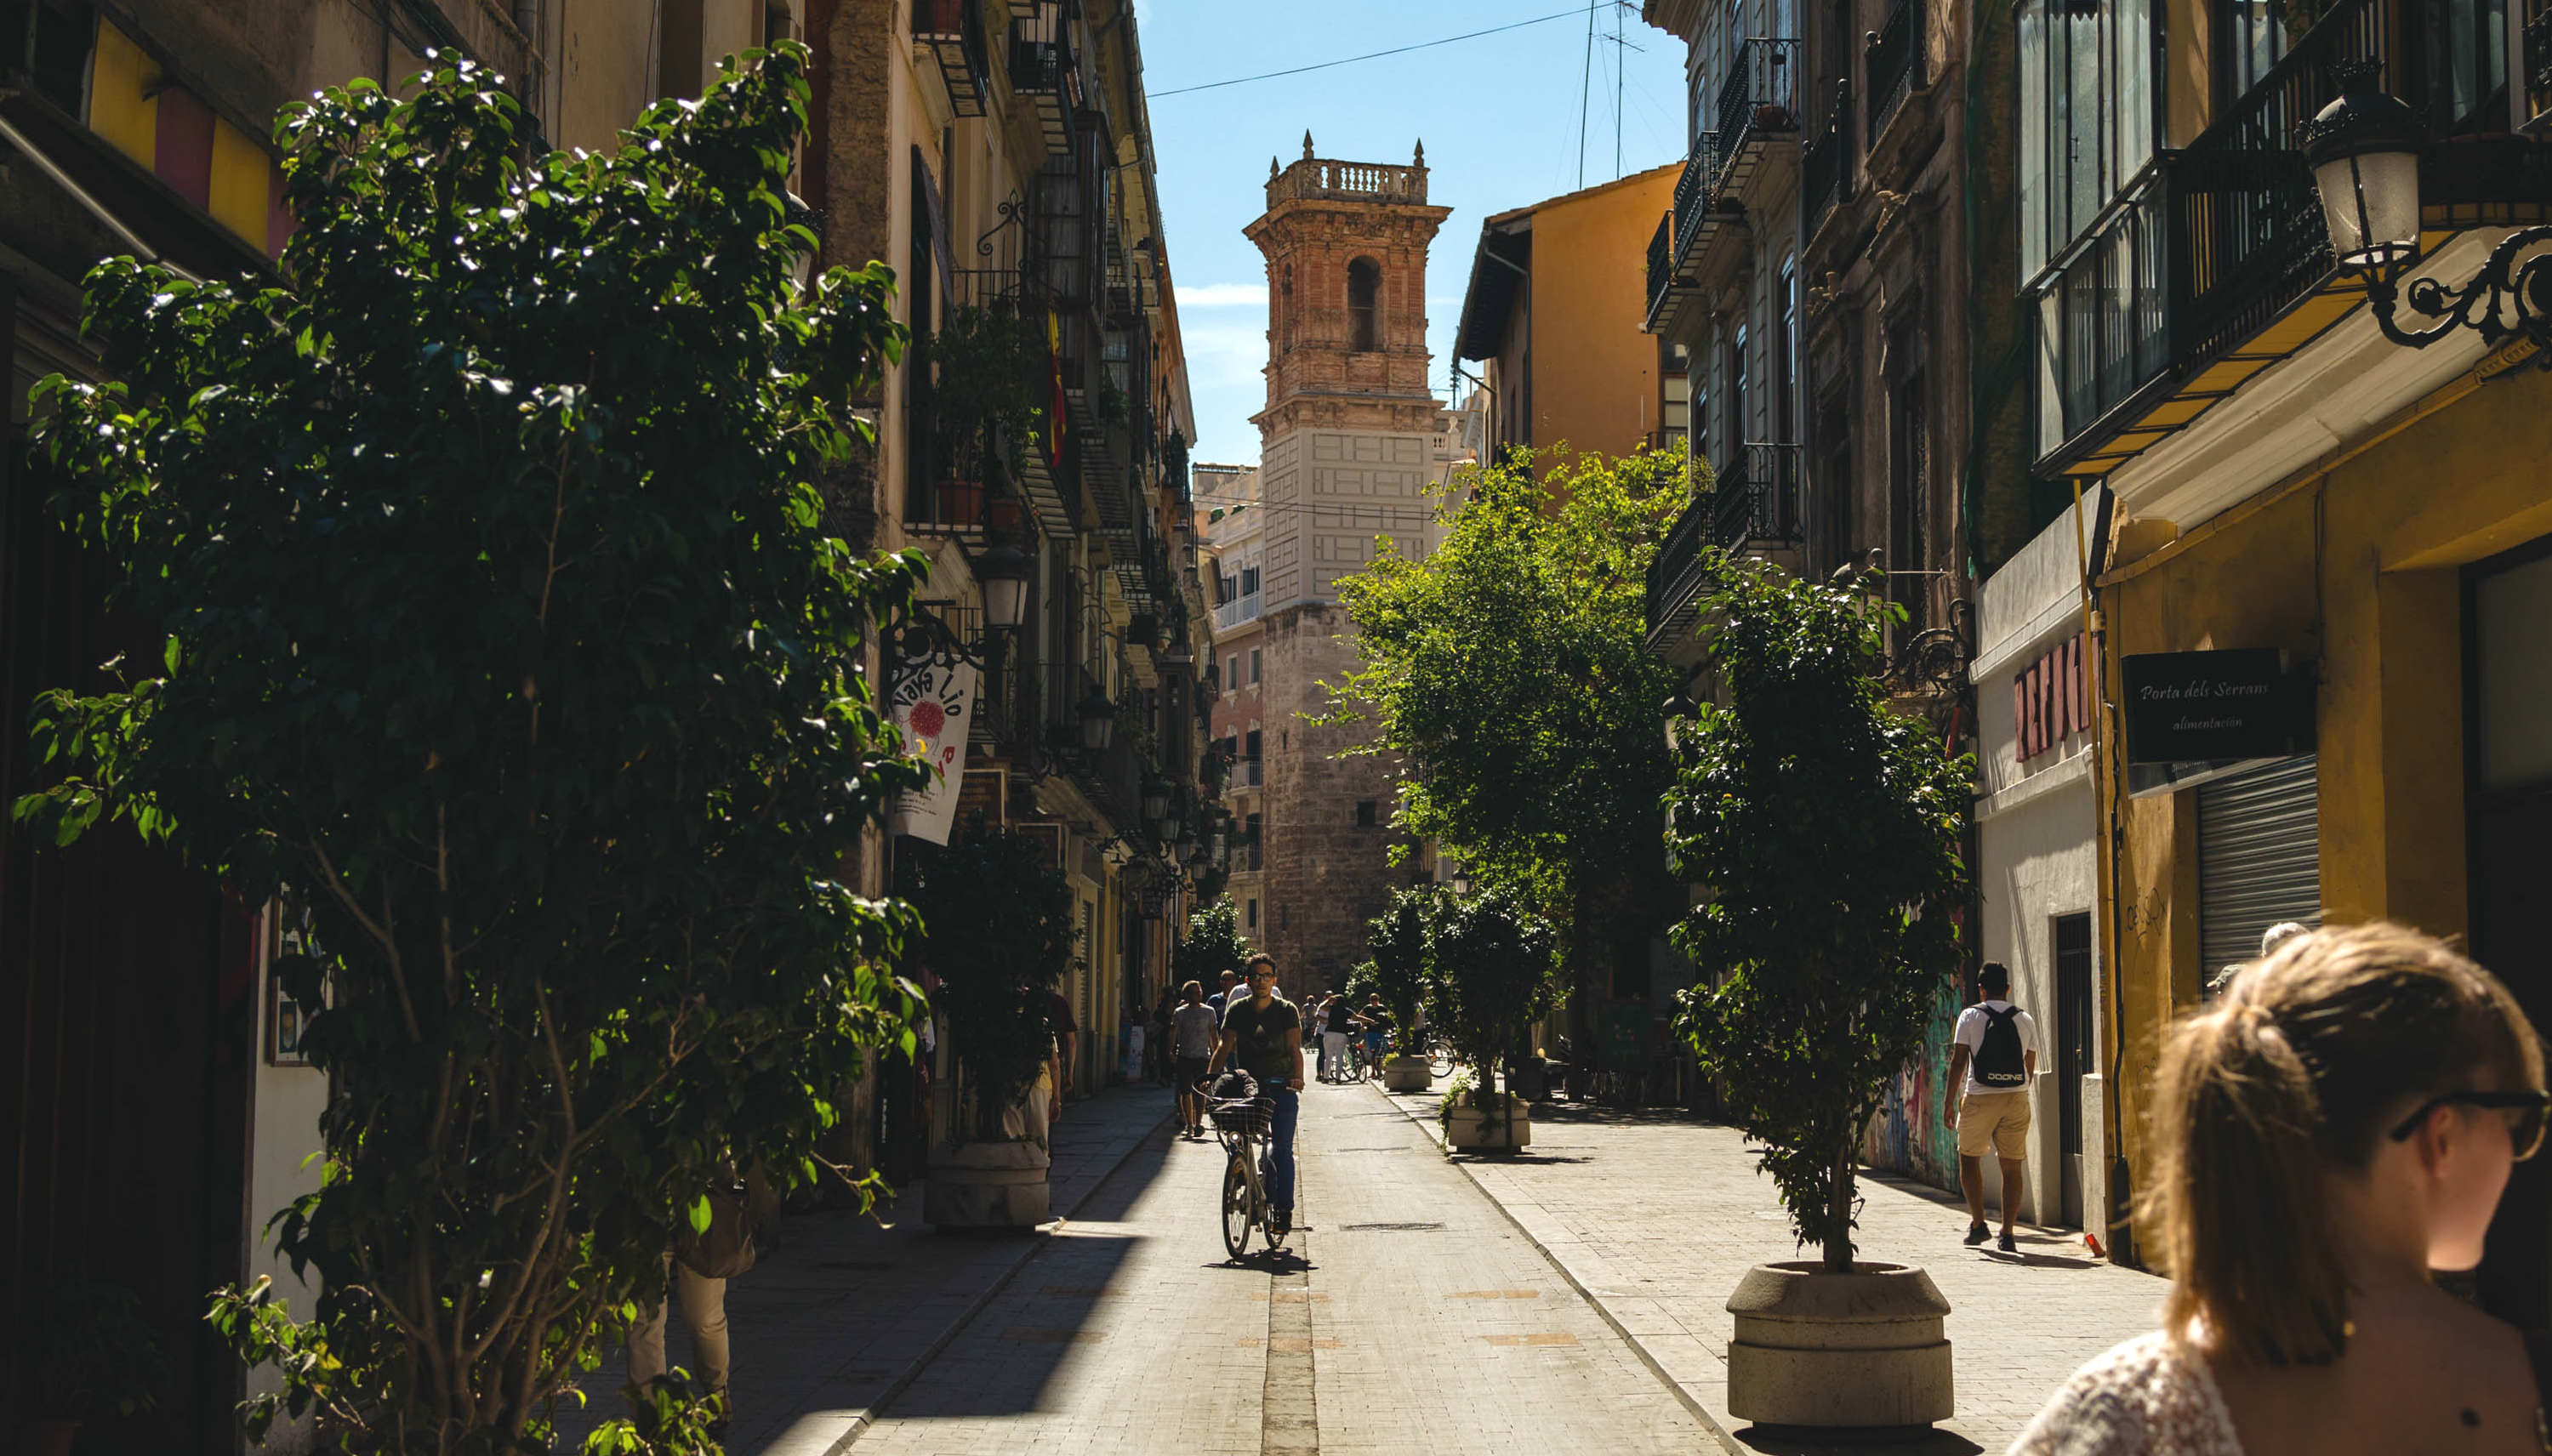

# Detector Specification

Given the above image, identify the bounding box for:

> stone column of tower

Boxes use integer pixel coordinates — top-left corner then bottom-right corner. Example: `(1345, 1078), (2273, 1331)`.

(1240, 139), (1451, 998)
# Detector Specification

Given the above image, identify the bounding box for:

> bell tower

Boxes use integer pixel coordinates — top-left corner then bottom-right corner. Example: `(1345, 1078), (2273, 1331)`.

(1231, 138), (1452, 996)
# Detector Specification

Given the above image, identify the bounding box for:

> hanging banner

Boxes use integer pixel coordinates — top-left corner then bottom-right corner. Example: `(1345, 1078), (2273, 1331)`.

(888, 645), (979, 845)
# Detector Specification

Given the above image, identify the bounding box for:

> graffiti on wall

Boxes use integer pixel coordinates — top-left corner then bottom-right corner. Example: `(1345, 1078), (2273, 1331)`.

(1859, 978), (1967, 1192)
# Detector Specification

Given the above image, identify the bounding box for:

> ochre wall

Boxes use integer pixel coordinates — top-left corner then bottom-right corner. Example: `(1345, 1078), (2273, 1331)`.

(1525, 167), (1675, 463)
(2098, 364), (2552, 1229)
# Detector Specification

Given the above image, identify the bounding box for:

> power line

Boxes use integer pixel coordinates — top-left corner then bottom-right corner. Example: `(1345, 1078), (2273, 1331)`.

(1146, 7), (1592, 100)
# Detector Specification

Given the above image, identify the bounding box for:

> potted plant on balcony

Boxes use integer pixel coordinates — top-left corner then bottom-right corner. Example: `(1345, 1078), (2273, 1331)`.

(1356, 886), (1442, 1091)
(918, 303), (1047, 526)
(902, 826), (1079, 1229)
(21, 1273), (164, 1456)
(1666, 553), (1972, 1431)
(1426, 886), (1558, 1152)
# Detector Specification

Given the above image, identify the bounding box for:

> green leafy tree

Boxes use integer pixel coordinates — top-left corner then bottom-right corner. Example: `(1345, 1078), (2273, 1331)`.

(1425, 886), (1562, 1122)
(22, 47), (922, 1452)
(1360, 886), (1439, 1055)
(1332, 446), (1691, 1010)
(1171, 896), (1250, 992)
(1667, 555), (1973, 1273)
(899, 828), (1078, 1141)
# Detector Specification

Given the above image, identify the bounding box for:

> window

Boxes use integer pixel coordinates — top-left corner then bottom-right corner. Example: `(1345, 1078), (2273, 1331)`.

(1888, 356), (1928, 629)
(1355, 800), (1378, 828)
(1228, 655), (1241, 690)
(1248, 898), (1260, 929)
(1245, 729), (1262, 762)
(1240, 566), (1260, 595)
(2015, 0), (2157, 282)
(763, 0), (793, 46)
(1729, 323), (1750, 445)
(658, 0), (706, 100)
(1777, 259), (1798, 444)
(1250, 649), (1262, 684)
(1347, 257), (1381, 352)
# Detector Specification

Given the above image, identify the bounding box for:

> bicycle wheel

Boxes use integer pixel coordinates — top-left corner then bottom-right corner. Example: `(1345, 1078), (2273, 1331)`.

(1222, 1149), (1256, 1260)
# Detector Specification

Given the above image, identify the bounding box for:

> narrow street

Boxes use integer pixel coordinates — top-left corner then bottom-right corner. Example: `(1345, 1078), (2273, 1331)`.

(850, 1076), (1706, 1455)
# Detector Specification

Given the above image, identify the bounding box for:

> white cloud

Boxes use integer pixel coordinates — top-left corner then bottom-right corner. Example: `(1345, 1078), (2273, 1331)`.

(1172, 282), (1268, 307)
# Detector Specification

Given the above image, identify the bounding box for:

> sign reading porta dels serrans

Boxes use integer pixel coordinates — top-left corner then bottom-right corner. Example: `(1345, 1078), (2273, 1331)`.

(2121, 648), (2314, 765)
(887, 643), (979, 845)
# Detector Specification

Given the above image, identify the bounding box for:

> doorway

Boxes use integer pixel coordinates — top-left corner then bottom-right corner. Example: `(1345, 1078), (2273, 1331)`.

(2469, 535), (2552, 1329)
(2053, 912), (2093, 1230)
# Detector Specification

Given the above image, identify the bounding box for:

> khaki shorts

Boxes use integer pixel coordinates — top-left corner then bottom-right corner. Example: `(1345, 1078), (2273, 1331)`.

(1957, 1089), (2032, 1159)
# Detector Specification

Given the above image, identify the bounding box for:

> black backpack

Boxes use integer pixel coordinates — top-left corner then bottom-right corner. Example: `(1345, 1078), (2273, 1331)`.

(1974, 1004), (2027, 1088)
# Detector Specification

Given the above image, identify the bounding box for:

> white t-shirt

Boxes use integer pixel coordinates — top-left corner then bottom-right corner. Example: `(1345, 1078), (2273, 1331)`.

(1953, 999), (2039, 1097)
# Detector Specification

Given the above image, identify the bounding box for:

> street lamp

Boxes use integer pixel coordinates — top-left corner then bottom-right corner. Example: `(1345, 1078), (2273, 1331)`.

(1141, 775), (1171, 822)
(2304, 71), (2552, 364)
(1077, 689), (1116, 753)
(975, 540), (1032, 632)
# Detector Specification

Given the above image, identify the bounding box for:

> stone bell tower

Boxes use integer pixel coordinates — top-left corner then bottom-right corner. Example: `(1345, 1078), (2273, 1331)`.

(1236, 138), (1451, 996)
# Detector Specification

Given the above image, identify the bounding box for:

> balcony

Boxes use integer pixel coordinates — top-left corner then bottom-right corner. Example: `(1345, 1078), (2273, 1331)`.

(1712, 39), (1800, 209)
(1008, 16), (1078, 155)
(911, 0), (988, 118)
(1643, 130), (1723, 335)
(2027, 0), (2392, 475)
(1863, 0), (1921, 143)
(1645, 488), (1714, 648)
(1266, 155), (1428, 208)
(1237, 758), (1263, 789)
(1801, 100), (1847, 241)
(1213, 591), (1262, 632)
(1710, 442), (1804, 552)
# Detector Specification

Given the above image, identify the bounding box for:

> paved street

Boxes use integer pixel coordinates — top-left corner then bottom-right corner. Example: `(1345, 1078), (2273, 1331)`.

(1383, 1078), (2168, 1454)
(852, 1073), (1706, 1455)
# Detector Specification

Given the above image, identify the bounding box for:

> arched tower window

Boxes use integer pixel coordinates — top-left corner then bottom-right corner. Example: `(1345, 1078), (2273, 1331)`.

(1347, 257), (1381, 352)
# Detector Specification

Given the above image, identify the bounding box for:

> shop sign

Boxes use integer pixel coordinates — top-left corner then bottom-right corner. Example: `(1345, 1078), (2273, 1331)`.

(887, 645), (978, 845)
(2121, 650), (2313, 766)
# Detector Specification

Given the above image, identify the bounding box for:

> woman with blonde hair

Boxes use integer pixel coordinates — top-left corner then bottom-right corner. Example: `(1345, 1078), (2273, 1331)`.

(2012, 922), (2551, 1456)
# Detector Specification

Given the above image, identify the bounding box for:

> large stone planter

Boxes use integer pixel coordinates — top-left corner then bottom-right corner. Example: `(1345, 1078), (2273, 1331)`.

(924, 1138), (1051, 1229)
(1443, 1097), (1530, 1152)
(1725, 1261), (1953, 1430)
(1382, 1055), (1432, 1092)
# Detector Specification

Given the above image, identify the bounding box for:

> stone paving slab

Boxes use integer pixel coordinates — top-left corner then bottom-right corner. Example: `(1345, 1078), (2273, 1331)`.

(555, 1084), (1177, 1456)
(1379, 1078), (2167, 1456)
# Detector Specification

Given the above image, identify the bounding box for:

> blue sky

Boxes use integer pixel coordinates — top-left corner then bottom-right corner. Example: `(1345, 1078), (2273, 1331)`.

(1133, 2), (1690, 467)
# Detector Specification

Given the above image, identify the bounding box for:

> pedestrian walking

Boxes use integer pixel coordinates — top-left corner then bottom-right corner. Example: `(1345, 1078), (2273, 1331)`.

(1945, 962), (2038, 1253)
(1171, 980), (1222, 1138)
(1361, 998), (1390, 1078)
(1043, 983), (1077, 1127)
(1206, 969), (1241, 1021)
(629, 1163), (772, 1430)
(2009, 922), (2549, 1456)
(1319, 994), (1357, 1082)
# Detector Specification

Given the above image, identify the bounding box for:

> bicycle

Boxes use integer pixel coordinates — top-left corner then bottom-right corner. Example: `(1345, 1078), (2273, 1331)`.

(1208, 1083), (1282, 1260)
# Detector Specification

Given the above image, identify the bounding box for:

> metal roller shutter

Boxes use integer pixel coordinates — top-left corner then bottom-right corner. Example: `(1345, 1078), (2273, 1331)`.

(2199, 755), (2322, 978)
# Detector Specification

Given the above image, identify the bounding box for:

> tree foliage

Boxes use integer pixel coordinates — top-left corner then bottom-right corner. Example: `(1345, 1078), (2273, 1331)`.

(1359, 886), (1439, 1055)
(1331, 447), (1691, 907)
(21, 46), (920, 1452)
(1424, 886), (1561, 1106)
(1666, 555), (1973, 1272)
(1171, 896), (1250, 992)
(898, 828), (1078, 1141)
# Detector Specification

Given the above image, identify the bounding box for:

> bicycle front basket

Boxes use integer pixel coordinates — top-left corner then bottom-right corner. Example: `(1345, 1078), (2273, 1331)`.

(1208, 1095), (1273, 1136)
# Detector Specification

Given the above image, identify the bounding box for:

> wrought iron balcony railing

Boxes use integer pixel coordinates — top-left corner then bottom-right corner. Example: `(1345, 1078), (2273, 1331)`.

(1672, 128), (1720, 262)
(1713, 38), (1800, 182)
(1709, 442), (1804, 551)
(912, 0), (989, 118)
(1801, 100), (1847, 236)
(1644, 210), (1675, 327)
(1645, 488), (1714, 645)
(1864, 0), (1921, 139)
(2027, 0), (2391, 468)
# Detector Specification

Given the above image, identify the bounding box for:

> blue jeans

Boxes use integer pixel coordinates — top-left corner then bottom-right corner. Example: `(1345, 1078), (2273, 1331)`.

(1264, 1085), (1300, 1220)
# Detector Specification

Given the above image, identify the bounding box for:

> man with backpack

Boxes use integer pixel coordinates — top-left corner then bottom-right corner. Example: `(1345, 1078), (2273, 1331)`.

(1943, 962), (2038, 1253)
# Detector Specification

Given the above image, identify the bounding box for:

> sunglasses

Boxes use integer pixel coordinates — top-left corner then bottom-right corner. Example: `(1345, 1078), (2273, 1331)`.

(2388, 1089), (2552, 1161)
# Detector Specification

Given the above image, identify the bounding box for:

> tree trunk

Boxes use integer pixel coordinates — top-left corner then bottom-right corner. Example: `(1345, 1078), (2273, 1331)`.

(1824, 1141), (1857, 1273)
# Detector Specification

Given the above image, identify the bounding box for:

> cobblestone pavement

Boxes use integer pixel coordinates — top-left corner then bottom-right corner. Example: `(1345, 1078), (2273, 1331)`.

(852, 1073), (1707, 1455)
(558, 1083), (1177, 1456)
(1383, 1078), (2169, 1455)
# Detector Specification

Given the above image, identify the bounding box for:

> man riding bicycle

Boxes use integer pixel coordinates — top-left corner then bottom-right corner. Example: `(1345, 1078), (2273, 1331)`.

(1205, 953), (1305, 1239)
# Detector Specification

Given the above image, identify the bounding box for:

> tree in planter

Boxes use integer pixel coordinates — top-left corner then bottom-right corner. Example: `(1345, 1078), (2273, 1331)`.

(1362, 885), (1439, 1056)
(899, 828), (1079, 1141)
(1666, 554), (1972, 1274)
(1172, 897), (1250, 994)
(1425, 887), (1561, 1135)
(20, 47), (926, 1451)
